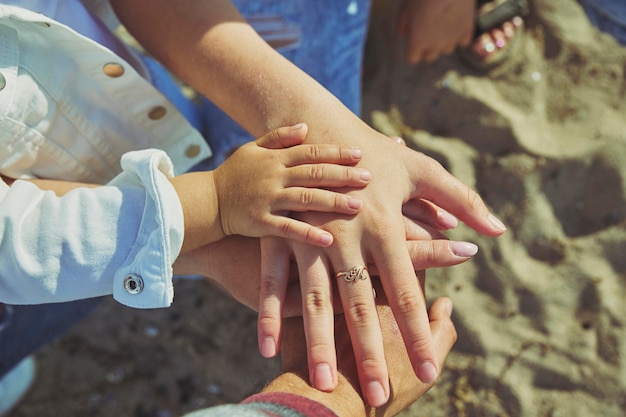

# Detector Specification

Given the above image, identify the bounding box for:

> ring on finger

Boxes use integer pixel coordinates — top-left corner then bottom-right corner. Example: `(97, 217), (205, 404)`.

(336, 265), (369, 282)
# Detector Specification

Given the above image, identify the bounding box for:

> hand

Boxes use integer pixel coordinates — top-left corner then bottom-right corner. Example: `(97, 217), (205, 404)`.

(213, 123), (370, 247)
(258, 131), (505, 407)
(263, 278), (457, 417)
(397, 0), (476, 64)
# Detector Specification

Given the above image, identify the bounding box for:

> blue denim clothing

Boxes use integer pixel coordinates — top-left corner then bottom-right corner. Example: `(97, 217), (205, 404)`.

(0, 299), (101, 378)
(0, 0), (373, 391)
(196, 0), (372, 170)
(579, 0), (626, 45)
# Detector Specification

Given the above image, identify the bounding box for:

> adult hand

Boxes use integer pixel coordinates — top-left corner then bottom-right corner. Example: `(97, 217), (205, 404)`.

(258, 132), (505, 407)
(264, 277), (457, 417)
(397, 0), (476, 64)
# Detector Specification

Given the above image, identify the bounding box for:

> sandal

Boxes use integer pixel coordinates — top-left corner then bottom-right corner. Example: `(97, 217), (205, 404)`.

(459, 0), (530, 72)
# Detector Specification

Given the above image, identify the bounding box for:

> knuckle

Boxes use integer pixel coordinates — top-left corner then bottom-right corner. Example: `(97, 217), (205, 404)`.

(347, 299), (376, 325)
(298, 189), (315, 208)
(304, 290), (330, 317)
(395, 290), (424, 317)
(308, 164), (325, 182)
(306, 145), (323, 161)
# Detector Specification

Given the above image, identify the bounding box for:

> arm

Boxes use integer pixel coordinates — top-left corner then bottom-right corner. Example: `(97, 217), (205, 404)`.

(112, 0), (504, 405)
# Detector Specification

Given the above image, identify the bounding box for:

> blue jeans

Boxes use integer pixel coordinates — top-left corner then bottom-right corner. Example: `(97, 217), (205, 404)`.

(579, 0), (626, 45)
(0, 0), (372, 378)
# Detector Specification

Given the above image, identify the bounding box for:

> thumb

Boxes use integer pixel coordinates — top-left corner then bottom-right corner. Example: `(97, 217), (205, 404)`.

(255, 123), (308, 149)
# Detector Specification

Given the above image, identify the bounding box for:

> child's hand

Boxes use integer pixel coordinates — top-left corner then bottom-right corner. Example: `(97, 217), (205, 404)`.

(213, 123), (370, 247)
(397, 0), (475, 64)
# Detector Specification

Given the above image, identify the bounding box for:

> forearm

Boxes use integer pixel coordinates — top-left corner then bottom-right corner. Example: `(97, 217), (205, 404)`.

(111, 0), (367, 140)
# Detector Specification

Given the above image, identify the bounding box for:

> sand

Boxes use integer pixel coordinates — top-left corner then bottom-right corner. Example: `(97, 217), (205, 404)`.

(9, 0), (626, 416)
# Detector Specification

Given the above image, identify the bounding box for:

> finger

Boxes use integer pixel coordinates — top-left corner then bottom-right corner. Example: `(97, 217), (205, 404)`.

(410, 156), (506, 236)
(331, 253), (389, 408)
(276, 188), (363, 215)
(255, 123), (308, 149)
(284, 164), (371, 188)
(293, 245), (338, 393)
(370, 230), (439, 386)
(265, 217), (335, 247)
(282, 145), (363, 166)
(403, 216), (447, 241)
(407, 240), (477, 270)
(428, 297), (457, 363)
(403, 199), (459, 230)
(258, 238), (291, 358)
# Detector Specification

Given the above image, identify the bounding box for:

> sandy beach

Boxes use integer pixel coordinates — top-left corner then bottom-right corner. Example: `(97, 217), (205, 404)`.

(9, 0), (626, 416)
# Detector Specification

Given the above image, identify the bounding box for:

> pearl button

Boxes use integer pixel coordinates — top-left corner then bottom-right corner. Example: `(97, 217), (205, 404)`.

(123, 274), (144, 295)
(103, 63), (125, 78)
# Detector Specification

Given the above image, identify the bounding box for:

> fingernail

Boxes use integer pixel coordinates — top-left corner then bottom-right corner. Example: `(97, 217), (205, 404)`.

(347, 198), (362, 210)
(366, 381), (388, 407)
(444, 299), (454, 316)
(314, 364), (334, 392)
(450, 241), (478, 257)
(417, 361), (438, 384)
(495, 38), (506, 48)
(359, 169), (372, 181)
(484, 42), (496, 53)
(437, 210), (458, 229)
(319, 232), (333, 246)
(290, 123), (304, 131)
(260, 337), (276, 358)
(488, 213), (507, 232)
(351, 148), (362, 159)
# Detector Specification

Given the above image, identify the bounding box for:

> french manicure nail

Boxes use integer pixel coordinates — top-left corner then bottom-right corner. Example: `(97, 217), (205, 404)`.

(359, 169), (372, 181)
(260, 337), (276, 358)
(319, 232), (333, 246)
(314, 364), (334, 392)
(437, 210), (458, 229)
(488, 213), (507, 232)
(351, 148), (362, 159)
(347, 198), (362, 210)
(417, 361), (438, 384)
(366, 381), (388, 407)
(450, 241), (478, 257)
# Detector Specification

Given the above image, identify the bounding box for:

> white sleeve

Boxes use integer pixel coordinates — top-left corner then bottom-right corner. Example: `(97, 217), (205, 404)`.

(0, 149), (184, 308)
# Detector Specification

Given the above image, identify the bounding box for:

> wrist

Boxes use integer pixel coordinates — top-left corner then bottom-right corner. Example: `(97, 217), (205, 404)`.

(170, 171), (224, 252)
(263, 372), (366, 417)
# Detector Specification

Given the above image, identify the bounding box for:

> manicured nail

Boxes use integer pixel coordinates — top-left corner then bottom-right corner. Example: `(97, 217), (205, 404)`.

(450, 241), (478, 257)
(484, 42), (496, 53)
(488, 213), (507, 232)
(366, 381), (388, 407)
(290, 123), (304, 131)
(443, 299), (454, 316)
(437, 210), (458, 229)
(314, 364), (334, 392)
(495, 37), (506, 48)
(347, 198), (362, 210)
(417, 361), (438, 384)
(351, 148), (362, 159)
(260, 337), (276, 358)
(319, 232), (333, 246)
(359, 169), (372, 181)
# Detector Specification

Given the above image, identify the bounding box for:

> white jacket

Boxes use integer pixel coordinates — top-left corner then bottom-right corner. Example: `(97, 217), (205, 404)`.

(0, 2), (212, 308)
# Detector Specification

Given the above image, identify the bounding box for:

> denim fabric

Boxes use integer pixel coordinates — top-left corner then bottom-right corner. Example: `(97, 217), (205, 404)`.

(579, 0), (626, 45)
(0, 299), (101, 378)
(196, 0), (372, 170)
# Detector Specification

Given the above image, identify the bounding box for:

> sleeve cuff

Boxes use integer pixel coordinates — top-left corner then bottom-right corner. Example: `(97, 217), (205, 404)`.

(109, 149), (184, 308)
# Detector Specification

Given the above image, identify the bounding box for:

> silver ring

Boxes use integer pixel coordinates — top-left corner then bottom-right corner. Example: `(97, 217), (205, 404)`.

(336, 265), (369, 282)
